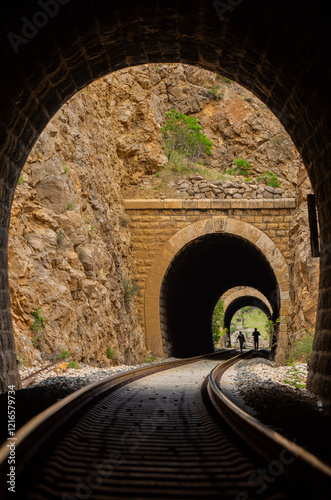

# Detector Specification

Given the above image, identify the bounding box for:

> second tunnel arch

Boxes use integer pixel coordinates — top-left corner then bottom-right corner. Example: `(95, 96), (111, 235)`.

(144, 217), (289, 359)
(222, 287), (273, 334)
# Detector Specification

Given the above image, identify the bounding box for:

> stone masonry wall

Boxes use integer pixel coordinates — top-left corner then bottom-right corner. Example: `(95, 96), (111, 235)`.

(124, 198), (295, 354)
(176, 177), (293, 200)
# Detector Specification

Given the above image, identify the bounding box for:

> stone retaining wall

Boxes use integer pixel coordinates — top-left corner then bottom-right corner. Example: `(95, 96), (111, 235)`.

(175, 176), (295, 200)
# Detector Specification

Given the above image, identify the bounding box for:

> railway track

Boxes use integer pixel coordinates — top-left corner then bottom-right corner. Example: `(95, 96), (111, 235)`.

(0, 350), (330, 499)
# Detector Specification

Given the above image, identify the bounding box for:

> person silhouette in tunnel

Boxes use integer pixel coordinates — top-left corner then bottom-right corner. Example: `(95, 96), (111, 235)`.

(252, 328), (261, 351)
(237, 331), (245, 351)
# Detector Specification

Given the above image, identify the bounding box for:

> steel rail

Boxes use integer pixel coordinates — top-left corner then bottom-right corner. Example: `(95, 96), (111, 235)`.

(207, 353), (331, 497)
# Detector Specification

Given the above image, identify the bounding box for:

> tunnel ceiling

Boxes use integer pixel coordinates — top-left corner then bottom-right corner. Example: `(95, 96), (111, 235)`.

(160, 233), (279, 358)
(223, 296), (272, 333)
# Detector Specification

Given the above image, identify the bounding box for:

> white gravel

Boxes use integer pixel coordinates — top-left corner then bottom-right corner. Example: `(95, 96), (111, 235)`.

(20, 357), (180, 389)
(19, 354), (308, 394)
(234, 357), (308, 390)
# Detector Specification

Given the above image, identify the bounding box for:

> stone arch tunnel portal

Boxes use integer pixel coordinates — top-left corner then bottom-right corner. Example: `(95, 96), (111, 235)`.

(223, 295), (273, 335)
(159, 233), (280, 358)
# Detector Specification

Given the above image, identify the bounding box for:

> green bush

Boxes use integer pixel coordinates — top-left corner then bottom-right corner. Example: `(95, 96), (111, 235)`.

(230, 158), (252, 176)
(257, 171), (280, 188)
(286, 329), (314, 364)
(107, 347), (118, 360)
(77, 247), (86, 261)
(57, 350), (70, 360)
(143, 354), (159, 363)
(217, 75), (232, 85)
(63, 166), (69, 174)
(119, 214), (130, 227)
(283, 365), (306, 389)
(18, 175), (24, 185)
(68, 361), (81, 369)
(56, 229), (66, 249)
(167, 150), (190, 175)
(31, 309), (46, 346)
(162, 108), (213, 166)
(67, 201), (76, 211)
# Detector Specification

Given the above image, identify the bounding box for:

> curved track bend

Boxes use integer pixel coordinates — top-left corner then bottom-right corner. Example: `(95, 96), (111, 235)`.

(0, 350), (330, 499)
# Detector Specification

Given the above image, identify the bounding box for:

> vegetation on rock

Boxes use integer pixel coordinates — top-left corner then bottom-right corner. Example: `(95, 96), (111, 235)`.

(31, 309), (46, 347)
(162, 109), (213, 168)
(56, 350), (70, 360)
(286, 328), (314, 364)
(68, 361), (81, 369)
(231, 307), (268, 338)
(257, 171), (281, 188)
(212, 298), (225, 346)
(229, 158), (252, 177)
(122, 278), (140, 304)
(106, 347), (118, 360)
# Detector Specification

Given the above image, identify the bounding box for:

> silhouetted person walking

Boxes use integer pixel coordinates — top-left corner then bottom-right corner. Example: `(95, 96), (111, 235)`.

(252, 328), (260, 351)
(237, 331), (245, 351)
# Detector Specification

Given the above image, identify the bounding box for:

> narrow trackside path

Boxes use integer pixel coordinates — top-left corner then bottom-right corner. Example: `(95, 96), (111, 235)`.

(21, 358), (292, 499)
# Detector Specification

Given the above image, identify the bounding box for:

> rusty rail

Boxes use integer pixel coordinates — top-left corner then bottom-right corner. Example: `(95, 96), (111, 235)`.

(20, 357), (73, 388)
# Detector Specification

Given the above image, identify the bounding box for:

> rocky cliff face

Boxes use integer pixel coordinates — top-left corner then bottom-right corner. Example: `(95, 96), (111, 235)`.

(9, 69), (167, 367)
(123, 65), (299, 196)
(9, 63), (318, 366)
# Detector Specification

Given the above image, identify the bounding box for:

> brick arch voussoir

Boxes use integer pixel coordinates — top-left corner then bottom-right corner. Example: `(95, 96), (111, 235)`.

(222, 287), (273, 317)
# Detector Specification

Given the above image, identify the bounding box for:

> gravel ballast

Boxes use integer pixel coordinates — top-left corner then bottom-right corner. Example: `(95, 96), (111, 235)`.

(1, 354), (330, 467)
(0, 358), (178, 446)
(227, 356), (331, 465)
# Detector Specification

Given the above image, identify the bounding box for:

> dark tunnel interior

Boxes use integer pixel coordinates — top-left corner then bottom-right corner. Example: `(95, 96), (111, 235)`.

(160, 233), (280, 358)
(223, 296), (272, 333)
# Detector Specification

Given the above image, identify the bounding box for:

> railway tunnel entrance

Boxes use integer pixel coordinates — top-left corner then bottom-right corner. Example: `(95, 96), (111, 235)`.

(0, 0), (330, 403)
(159, 232), (280, 358)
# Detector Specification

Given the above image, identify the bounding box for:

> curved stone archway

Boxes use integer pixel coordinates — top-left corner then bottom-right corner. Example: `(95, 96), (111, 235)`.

(144, 217), (289, 358)
(222, 287), (273, 334)
(222, 287), (273, 316)
(0, 0), (330, 401)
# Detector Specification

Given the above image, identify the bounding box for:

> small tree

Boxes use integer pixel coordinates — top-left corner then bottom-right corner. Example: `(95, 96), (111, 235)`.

(161, 109), (213, 166)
